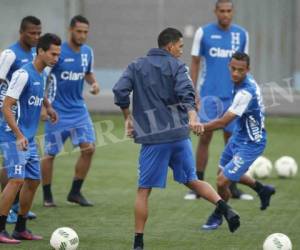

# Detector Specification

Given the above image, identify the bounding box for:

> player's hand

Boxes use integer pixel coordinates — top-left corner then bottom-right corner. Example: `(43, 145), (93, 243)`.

(125, 116), (134, 138)
(16, 134), (28, 151)
(46, 107), (58, 124)
(89, 82), (100, 95)
(188, 110), (202, 135)
(189, 121), (204, 136)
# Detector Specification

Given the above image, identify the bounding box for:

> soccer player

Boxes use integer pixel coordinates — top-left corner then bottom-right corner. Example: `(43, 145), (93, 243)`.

(185, 0), (252, 200)
(201, 51), (275, 230)
(0, 33), (61, 244)
(41, 15), (100, 207)
(0, 16), (42, 223)
(113, 27), (240, 250)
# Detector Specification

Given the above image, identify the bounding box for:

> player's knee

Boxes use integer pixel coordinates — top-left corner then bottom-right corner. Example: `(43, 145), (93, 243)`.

(26, 179), (40, 191)
(137, 188), (151, 199)
(216, 175), (227, 189)
(80, 144), (95, 157)
(8, 178), (24, 187)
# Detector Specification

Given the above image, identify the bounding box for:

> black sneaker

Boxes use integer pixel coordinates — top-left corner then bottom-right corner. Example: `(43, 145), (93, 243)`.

(258, 185), (275, 210)
(223, 207), (240, 233)
(67, 193), (94, 207)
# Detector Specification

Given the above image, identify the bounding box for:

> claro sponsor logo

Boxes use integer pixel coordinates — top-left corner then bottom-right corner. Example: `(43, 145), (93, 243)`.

(28, 96), (43, 106)
(61, 71), (84, 81)
(209, 47), (236, 58)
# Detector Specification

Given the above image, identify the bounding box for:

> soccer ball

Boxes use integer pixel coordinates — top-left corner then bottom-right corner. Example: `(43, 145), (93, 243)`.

(50, 227), (79, 250)
(274, 156), (298, 178)
(247, 156), (272, 179)
(263, 233), (292, 250)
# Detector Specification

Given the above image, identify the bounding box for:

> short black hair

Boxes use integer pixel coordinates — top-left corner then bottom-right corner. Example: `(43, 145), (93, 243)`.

(36, 33), (61, 54)
(215, 0), (233, 9)
(20, 16), (41, 31)
(70, 15), (89, 27)
(157, 27), (183, 48)
(231, 51), (250, 67)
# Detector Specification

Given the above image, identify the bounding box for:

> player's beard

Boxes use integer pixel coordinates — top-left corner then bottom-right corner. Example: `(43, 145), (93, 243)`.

(71, 37), (84, 47)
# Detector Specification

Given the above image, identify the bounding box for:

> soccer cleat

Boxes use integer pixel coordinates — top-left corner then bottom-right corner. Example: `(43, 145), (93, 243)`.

(133, 247), (143, 250)
(184, 190), (201, 200)
(12, 229), (43, 241)
(43, 199), (57, 208)
(0, 230), (21, 244)
(67, 193), (94, 207)
(6, 209), (17, 224)
(258, 185), (276, 210)
(202, 213), (223, 230)
(12, 203), (37, 220)
(223, 207), (240, 233)
(26, 211), (37, 220)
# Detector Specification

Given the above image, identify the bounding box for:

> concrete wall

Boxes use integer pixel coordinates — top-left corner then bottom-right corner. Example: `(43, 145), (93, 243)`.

(0, 0), (299, 115)
(0, 0), (67, 48)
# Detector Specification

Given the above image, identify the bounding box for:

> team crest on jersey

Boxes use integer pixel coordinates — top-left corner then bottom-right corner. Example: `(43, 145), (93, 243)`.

(231, 32), (240, 50)
(81, 54), (88, 67)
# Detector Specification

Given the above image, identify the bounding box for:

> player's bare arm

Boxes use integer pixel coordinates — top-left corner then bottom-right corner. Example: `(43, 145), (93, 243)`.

(2, 96), (28, 150)
(85, 72), (100, 95)
(190, 56), (201, 111)
(43, 97), (58, 123)
(121, 107), (134, 138)
(203, 111), (236, 132)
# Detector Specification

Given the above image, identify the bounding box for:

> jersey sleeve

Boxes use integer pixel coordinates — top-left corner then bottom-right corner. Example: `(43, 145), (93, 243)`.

(0, 49), (16, 80)
(228, 89), (252, 116)
(87, 48), (94, 74)
(191, 27), (204, 57)
(6, 69), (29, 100)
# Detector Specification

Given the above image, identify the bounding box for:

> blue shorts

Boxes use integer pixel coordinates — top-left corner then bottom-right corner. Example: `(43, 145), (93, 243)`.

(0, 136), (40, 180)
(138, 139), (198, 188)
(219, 138), (266, 181)
(199, 96), (236, 133)
(44, 122), (96, 156)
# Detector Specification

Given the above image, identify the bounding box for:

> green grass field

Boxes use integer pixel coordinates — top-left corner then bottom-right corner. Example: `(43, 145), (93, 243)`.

(1, 115), (300, 250)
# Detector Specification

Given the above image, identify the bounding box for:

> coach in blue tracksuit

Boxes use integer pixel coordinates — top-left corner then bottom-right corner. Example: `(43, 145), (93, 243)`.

(113, 27), (240, 250)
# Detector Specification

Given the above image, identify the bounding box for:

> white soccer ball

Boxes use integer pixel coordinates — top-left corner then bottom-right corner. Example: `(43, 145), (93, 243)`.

(263, 233), (292, 250)
(274, 156), (298, 178)
(50, 227), (79, 250)
(247, 156), (272, 179)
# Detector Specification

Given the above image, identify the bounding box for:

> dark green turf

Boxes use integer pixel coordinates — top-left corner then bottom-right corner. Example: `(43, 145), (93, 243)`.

(1, 115), (299, 250)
